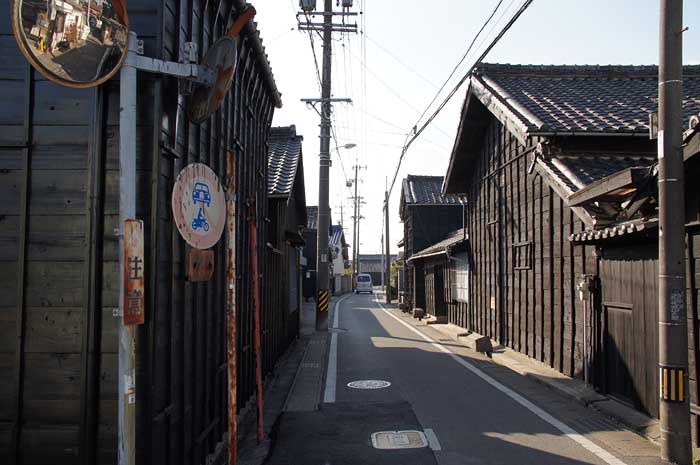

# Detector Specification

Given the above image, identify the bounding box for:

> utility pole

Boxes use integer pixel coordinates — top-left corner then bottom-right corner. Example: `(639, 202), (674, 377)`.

(350, 163), (365, 288)
(356, 198), (364, 277)
(384, 190), (391, 303)
(298, 0), (357, 331)
(353, 164), (359, 286)
(658, 1), (690, 463)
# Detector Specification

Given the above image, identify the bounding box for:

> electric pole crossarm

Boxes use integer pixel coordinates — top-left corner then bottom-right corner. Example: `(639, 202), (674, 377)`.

(298, 24), (358, 33)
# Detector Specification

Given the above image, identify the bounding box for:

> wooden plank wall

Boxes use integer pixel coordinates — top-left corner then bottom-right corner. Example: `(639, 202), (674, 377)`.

(449, 116), (592, 379)
(598, 245), (658, 417)
(403, 205), (462, 311)
(0, 0), (283, 463)
(685, 228), (700, 444)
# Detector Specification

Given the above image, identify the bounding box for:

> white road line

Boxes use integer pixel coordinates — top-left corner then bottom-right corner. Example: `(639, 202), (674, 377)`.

(424, 428), (442, 451)
(323, 294), (352, 403)
(377, 303), (627, 465)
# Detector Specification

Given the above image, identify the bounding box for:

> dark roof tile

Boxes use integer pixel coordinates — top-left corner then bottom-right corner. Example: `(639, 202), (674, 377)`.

(475, 63), (700, 135)
(402, 175), (461, 206)
(268, 126), (302, 197)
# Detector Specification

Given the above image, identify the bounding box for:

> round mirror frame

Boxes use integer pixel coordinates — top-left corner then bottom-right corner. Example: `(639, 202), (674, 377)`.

(10, 0), (130, 89)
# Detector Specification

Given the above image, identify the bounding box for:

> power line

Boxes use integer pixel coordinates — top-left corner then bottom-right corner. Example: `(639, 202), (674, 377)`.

(388, 0), (535, 196)
(363, 33), (439, 89)
(414, 0), (505, 128)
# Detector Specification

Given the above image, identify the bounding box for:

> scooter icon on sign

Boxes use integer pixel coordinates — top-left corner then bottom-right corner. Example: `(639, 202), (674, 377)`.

(191, 207), (210, 232)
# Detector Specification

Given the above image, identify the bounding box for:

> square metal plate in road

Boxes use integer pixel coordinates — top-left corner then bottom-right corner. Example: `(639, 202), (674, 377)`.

(371, 431), (428, 450)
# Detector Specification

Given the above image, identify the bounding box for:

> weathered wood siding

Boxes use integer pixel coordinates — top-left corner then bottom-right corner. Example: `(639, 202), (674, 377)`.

(448, 116), (594, 380)
(0, 1), (281, 463)
(424, 261), (447, 319)
(403, 206), (462, 311)
(265, 196), (304, 369)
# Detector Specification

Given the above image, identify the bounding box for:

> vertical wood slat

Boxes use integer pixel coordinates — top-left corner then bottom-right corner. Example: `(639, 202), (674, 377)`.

(11, 62), (33, 465)
(78, 87), (106, 465)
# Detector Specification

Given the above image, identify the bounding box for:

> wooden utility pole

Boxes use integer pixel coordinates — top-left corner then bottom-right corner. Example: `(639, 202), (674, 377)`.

(384, 190), (391, 303)
(352, 163), (359, 288)
(298, 0), (357, 329)
(658, 1), (691, 463)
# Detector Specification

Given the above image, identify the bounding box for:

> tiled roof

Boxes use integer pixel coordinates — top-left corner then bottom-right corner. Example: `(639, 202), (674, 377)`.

(268, 126), (303, 197)
(410, 228), (468, 262)
(537, 152), (657, 194)
(474, 63), (700, 135)
(402, 175), (460, 205)
(330, 224), (345, 248)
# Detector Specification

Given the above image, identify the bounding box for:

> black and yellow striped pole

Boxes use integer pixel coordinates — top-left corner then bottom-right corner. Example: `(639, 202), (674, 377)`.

(659, 366), (686, 404)
(317, 289), (330, 315)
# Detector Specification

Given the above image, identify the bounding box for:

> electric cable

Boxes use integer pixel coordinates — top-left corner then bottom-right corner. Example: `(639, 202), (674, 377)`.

(387, 0), (535, 196)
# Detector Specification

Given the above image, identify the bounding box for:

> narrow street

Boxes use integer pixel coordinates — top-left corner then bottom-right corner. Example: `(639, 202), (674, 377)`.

(267, 291), (667, 465)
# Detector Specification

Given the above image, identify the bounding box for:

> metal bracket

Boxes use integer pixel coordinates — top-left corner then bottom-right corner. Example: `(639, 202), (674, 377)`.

(127, 36), (214, 92)
(179, 42), (199, 96)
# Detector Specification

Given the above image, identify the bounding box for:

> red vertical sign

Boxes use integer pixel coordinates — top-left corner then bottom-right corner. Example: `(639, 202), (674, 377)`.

(124, 219), (145, 325)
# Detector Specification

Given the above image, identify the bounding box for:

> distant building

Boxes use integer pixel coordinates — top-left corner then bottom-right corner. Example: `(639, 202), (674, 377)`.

(399, 175), (463, 311)
(358, 253), (397, 286)
(330, 224), (351, 294)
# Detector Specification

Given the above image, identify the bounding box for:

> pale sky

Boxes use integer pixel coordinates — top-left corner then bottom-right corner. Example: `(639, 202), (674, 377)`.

(254, 0), (700, 255)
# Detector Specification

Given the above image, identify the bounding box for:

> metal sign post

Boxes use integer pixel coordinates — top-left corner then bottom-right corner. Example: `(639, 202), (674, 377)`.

(117, 33), (139, 465)
(116, 26), (241, 465)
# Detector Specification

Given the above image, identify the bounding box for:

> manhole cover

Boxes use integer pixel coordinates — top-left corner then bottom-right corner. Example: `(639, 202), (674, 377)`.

(371, 431), (428, 449)
(347, 380), (391, 389)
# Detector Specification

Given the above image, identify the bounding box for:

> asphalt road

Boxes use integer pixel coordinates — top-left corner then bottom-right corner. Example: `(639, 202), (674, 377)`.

(325, 291), (667, 465)
(266, 290), (667, 465)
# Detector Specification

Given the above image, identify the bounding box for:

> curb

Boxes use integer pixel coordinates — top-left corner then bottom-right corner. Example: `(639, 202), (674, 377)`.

(391, 308), (662, 446)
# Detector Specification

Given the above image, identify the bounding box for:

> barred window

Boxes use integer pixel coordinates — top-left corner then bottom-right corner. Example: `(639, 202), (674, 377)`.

(513, 241), (532, 271)
(451, 252), (470, 303)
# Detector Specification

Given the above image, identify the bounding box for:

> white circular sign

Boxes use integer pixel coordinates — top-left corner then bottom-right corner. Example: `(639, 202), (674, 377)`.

(172, 163), (226, 249)
(347, 380), (392, 389)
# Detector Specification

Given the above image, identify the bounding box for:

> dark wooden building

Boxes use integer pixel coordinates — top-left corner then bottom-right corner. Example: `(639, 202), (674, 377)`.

(301, 206), (332, 300)
(266, 126), (307, 370)
(330, 224), (351, 294)
(434, 63), (700, 431)
(358, 254), (397, 286)
(399, 175), (463, 311)
(0, 1), (289, 463)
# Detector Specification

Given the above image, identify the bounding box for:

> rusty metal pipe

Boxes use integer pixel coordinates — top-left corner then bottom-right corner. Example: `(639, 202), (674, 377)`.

(250, 199), (264, 443)
(226, 151), (238, 465)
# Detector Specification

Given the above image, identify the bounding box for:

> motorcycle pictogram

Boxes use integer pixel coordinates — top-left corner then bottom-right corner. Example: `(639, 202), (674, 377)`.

(191, 207), (210, 232)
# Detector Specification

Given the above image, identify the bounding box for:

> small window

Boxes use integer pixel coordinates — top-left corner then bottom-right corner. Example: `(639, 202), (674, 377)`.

(513, 241), (532, 271)
(357, 275), (371, 282)
(451, 252), (469, 303)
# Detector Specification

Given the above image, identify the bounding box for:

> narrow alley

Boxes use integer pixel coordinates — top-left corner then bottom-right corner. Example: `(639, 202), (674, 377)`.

(266, 292), (666, 465)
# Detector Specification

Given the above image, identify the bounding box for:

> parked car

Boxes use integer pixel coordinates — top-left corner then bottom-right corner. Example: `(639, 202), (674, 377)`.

(355, 273), (373, 294)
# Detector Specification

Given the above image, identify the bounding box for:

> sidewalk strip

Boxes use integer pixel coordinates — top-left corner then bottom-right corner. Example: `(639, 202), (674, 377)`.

(323, 294), (352, 403)
(377, 302), (627, 465)
(423, 428), (442, 451)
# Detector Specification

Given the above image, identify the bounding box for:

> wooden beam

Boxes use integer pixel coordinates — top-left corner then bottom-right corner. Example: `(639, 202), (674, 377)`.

(684, 131), (700, 162)
(567, 167), (650, 207)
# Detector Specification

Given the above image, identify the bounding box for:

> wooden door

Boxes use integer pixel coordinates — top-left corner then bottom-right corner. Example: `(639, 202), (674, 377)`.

(603, 302), (636, 406)
(598, 245), (658, 416)
(434, 265), (446, 319)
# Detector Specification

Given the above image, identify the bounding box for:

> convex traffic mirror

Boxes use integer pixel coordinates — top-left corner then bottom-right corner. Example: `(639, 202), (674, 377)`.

(11, 0), (129, 88)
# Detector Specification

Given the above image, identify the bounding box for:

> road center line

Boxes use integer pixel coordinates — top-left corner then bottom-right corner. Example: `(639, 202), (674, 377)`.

(376, 301), (627, 465)
(323, 294), (352, 403)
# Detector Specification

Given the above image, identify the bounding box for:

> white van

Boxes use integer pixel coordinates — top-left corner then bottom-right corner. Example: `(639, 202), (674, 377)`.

(355, 273), (373, 294)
